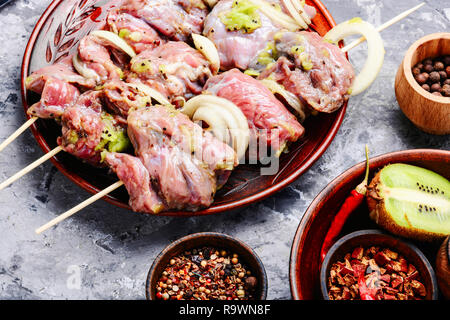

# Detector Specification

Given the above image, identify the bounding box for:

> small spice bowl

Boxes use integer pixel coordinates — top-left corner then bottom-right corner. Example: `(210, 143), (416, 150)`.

(145, 232), (268, 300)
(395, 32), (450, 135)
(320, 230), (438, 300)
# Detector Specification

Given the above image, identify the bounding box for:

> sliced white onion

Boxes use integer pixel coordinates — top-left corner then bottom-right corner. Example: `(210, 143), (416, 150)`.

(91, 30), (136, 58)
(260, 79), (306, 122)
(182, 95), (250, 160)
(72, 54), (101, 82)
(192, 34), (220, 74)
(291, 0), (311, 25)
(126, 83), (171, 106)
(324, 18), (385, 96)
(248, 0), (301, 32)
(193, 105), (230, 144)
(282, 0), (308, 29)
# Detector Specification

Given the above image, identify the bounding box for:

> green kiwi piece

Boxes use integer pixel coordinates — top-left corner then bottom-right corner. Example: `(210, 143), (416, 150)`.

(367, 163), (450, 241)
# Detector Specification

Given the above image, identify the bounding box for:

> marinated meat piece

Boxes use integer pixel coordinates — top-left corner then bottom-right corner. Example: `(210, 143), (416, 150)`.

(258, 31), (355, 113)
(105, 152), (165, 213)
(57, 91), (127, 166)
(25, 55), (95, 94)
(78, 35), (124, 82)
(73, 89), (103, 114)
(102, 80), (152, 117)
(106, 11), (162, 53)
(203, 0), (279, 71)
(203, 0), (316, 71)
(57, 91), (105, 165)
(119, 0), (209, 41)
(27, 78), (80, 119)
(126, 106), (237, 212)
(129, 41), (213, 101)
(204, 69), (304, 155)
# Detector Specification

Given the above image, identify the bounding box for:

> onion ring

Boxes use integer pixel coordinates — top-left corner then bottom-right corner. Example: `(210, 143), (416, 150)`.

(182, 95), (250, 160)
(325, 18), (385, 96)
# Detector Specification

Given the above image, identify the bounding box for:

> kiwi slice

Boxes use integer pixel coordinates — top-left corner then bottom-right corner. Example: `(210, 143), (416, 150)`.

(367, 163), (450, 241)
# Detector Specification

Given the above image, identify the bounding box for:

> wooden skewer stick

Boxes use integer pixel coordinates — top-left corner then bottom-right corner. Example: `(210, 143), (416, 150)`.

(342, 2), (425, 53)
(33, 3), (427, 234)
(35, 180), (124, 234)
(0, 4), (423, 157)
(0, 117), (37, 152)
(0, 145), (63, 191)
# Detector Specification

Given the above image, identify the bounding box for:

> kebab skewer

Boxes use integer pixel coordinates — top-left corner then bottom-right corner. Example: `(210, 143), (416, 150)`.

(34, 4), (426, 234)
(0, 2), (422, 152)
(0, 1), (426, 232)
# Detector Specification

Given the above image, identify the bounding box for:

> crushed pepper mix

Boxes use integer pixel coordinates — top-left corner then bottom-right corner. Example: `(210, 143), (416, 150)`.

(328, 246), (427, 300)
(156, 247), (258, 300)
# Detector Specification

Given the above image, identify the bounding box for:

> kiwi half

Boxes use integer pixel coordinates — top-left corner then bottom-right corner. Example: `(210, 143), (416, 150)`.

(367, 163), (450, 241)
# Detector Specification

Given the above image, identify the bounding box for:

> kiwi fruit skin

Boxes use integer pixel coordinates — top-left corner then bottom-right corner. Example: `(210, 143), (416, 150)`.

(435, 236), (450, 299)
(367, 163), (450, 242)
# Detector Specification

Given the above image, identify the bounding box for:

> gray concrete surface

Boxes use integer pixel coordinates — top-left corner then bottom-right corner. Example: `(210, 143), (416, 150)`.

(0, 0), (448, 299)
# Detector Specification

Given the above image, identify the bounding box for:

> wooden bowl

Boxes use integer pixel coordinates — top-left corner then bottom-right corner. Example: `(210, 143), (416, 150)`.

(395, 33), (450, 135)
(320, 230), (438, 300)
(290, 149), (450, 300)
(436, 236), (450, 299)
(20, 0), (348, 216)
(145, 232), (268, 300)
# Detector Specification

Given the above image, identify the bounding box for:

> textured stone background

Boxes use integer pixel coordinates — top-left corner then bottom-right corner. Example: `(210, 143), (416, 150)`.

(0, 0), (448, 300)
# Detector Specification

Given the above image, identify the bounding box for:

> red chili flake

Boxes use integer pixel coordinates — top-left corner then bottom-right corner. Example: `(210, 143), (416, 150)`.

(327, 246), (427, 300)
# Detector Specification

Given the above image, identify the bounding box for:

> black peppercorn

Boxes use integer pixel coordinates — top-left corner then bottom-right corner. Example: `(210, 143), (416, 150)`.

(421, 84), (430, 92)
(423, 64), (434, 73)
(430, 83), (441, 92)
(443, 55), (450, 66)
(416, 73), (430, 84)
(423, 58), (433, 65)
(439, 71), (447, 81)
(442, 86), (450, 97)
(434, 61), (445, 71)
(429, 71), (440, 83)
(412, 67), (421, 76)
(244, 276), (257, 290)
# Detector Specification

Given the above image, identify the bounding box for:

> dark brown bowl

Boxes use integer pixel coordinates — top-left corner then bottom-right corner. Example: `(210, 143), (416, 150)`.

(145, 232), (268, 300)
(290, 149), (450, 300)
(436, 236), (450, 299)
(21, 0), (347, 216)
(320, 230), (438, 300)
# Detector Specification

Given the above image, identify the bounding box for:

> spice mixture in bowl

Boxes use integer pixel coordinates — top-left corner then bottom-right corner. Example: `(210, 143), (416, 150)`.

(146, 232), (267, 300)
(155, 246), (258, 300)
(320, 230), (438, 300)
(326, 246), (427, 300)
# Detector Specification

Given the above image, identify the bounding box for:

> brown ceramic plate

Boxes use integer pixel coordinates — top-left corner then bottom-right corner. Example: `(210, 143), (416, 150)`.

(289, 149), (450, 300)
(21, 0), (347, 216)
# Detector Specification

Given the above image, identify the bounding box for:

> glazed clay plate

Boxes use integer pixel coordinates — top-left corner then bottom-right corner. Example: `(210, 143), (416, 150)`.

(21, 0), (347, 216)
(289, 149), (450, 300)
